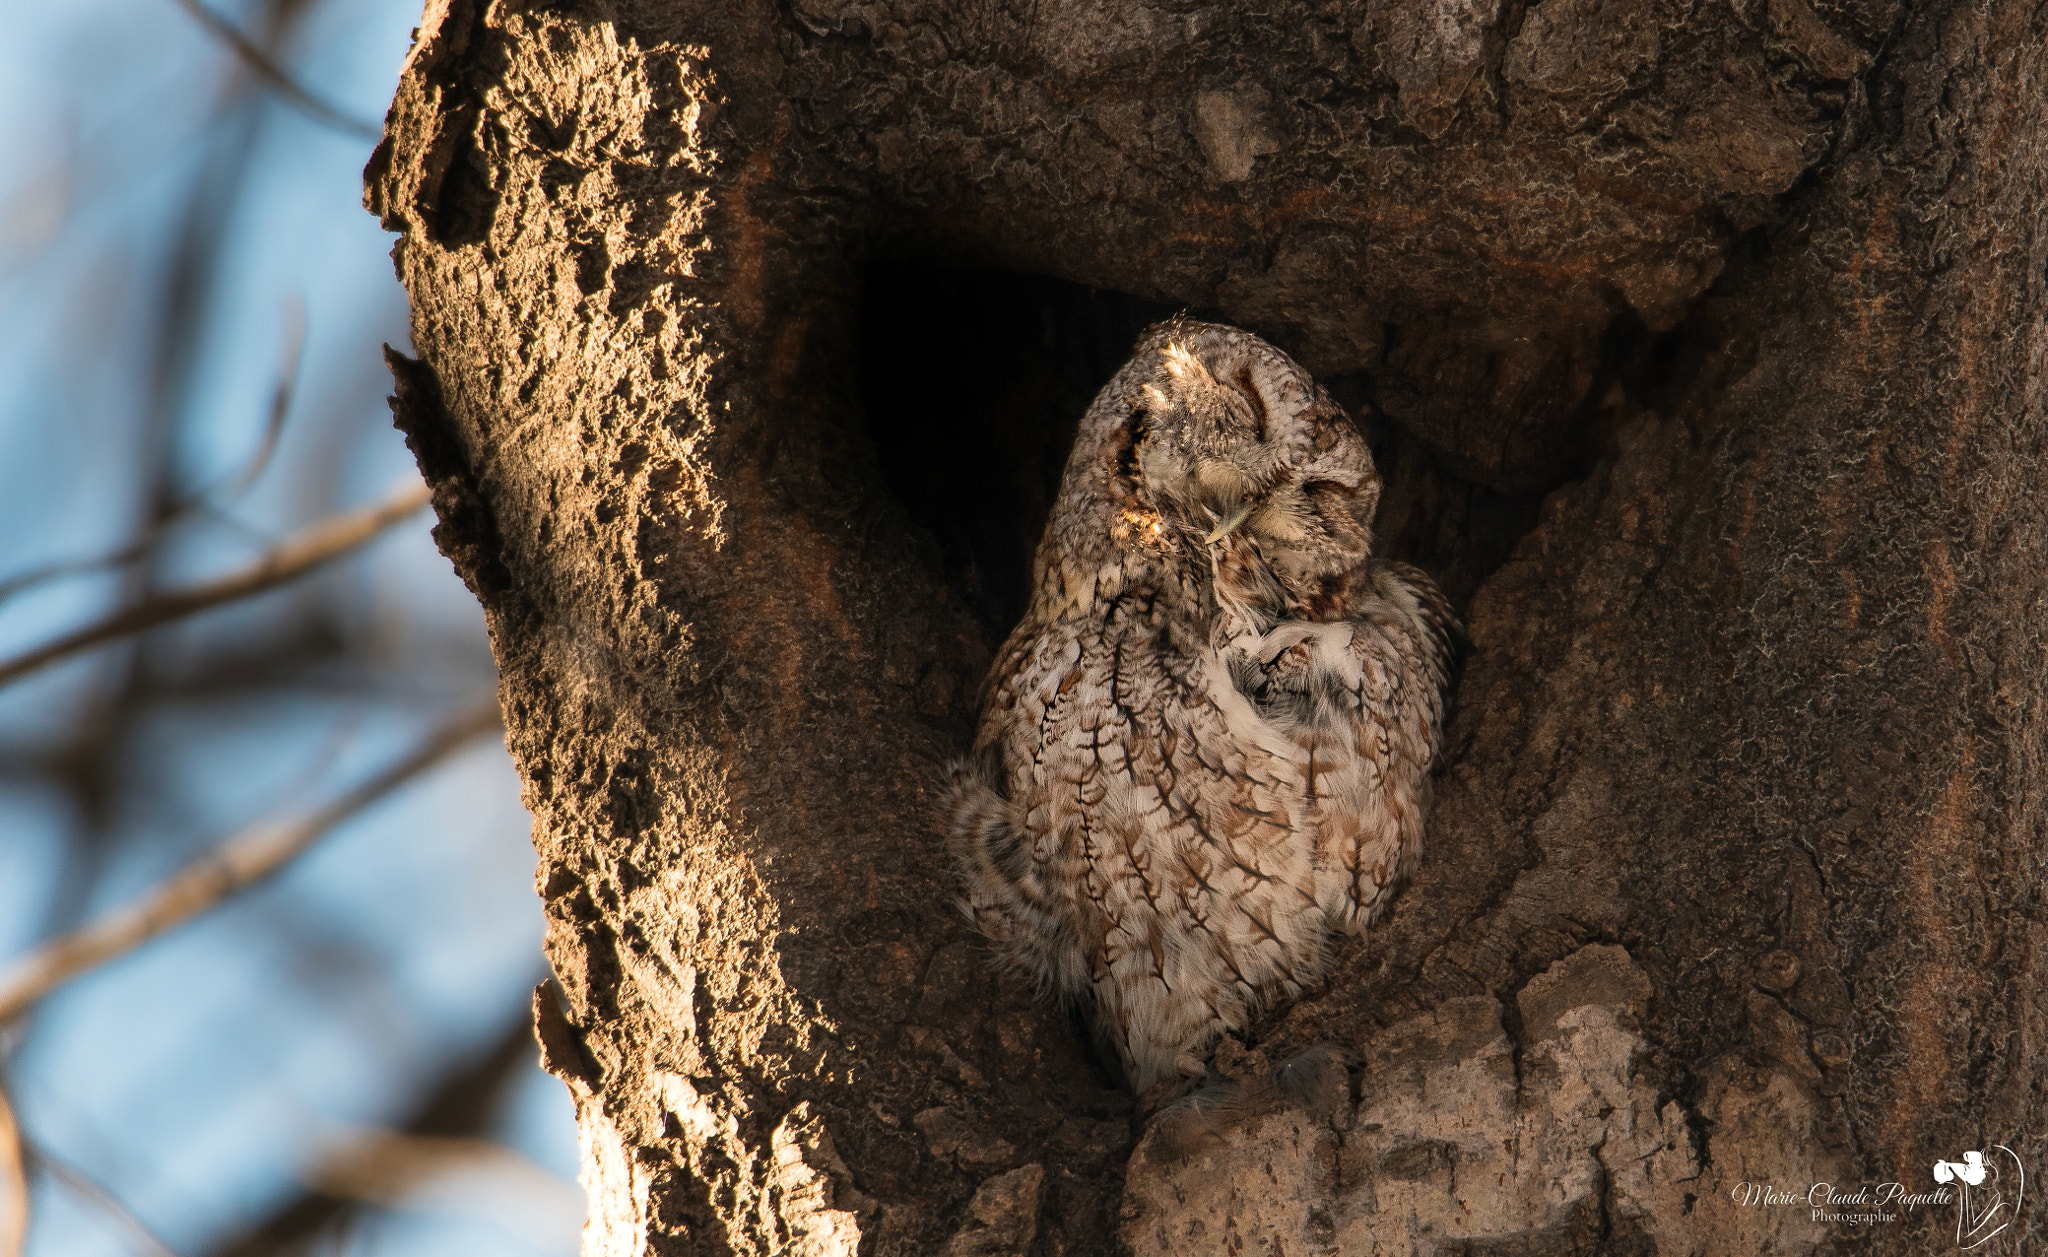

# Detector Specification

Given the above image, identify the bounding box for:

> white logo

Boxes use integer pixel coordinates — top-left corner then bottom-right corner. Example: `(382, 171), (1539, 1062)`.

(1933, 1146), (2025, 1250)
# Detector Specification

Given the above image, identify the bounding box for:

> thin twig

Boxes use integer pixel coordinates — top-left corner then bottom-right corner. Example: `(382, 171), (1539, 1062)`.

(0, 301), (304, 609)
(0, 536), (157, 609)
(206, 1016), (540, 1257)
(0, 481), (433, 690)
(0, 702), (502, 1025)
(0, 503), (279, 611)
(201, 297), (303, 504)
(0, 1082), (24, 1257)
(32, 1143), (181, 1257)
(164, 0), (383, 140)
(306, 1129), (580, 1214)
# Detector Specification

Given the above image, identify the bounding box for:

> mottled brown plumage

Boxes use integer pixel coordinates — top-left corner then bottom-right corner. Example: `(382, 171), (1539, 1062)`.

(947, 321), (1458, 1091)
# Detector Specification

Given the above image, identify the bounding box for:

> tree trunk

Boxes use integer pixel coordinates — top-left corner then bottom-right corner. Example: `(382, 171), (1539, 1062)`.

(365, 0), (2047, 1251)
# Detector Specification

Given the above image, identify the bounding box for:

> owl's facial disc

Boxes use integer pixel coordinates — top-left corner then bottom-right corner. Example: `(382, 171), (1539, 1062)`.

(1134, 434), (1263, 542)
(1131, 349), (1291, 543)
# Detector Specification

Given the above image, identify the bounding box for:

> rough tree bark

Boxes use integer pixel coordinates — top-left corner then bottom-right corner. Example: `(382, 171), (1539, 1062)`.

(365, 0), (2046, 1251)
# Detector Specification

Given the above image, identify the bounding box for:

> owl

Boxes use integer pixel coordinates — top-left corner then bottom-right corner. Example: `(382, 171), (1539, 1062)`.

(946, 320), (1459, 1093)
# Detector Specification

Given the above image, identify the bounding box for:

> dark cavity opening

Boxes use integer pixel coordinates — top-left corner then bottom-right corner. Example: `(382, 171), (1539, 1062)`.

(858, 263), (1555, 641)
(860, 263), (1178, 636)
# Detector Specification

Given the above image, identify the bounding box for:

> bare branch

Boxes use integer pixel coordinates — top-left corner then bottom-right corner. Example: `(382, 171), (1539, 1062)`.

(163, 0), (383, 140)
(197, 297), (304, 505)
(305, 1130), (580, 1232)
(0, 481), (432, 689)
(0, 701), (502, 1025)
(0, 538), (155, 610)
(0, 1082), (24, 1257)
(30, 1143), (181, 1257)
(204, 1013), (545, 1257)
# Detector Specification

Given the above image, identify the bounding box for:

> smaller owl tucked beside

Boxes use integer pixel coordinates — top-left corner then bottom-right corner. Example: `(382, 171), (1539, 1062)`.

(946, 321), (1459, 1092)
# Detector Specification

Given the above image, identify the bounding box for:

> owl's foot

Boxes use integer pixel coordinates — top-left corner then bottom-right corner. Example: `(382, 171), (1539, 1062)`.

(1132, 1044), (1226, 1115)
(1135, 1067), (1202, 1117)
(1135, 1043), (1352, 1162)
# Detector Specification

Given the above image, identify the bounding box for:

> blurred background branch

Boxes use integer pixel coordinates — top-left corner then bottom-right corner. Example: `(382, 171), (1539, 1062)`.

(208, 1019), (571, 1257)
(1, 1084), (25, 1257)
(0, 699), (500, 1025)
(22, 1146), (179, 1257)
(165, 0), (384, 139)
(0, 2), (571, 1255)
(0, 482), (432, 688)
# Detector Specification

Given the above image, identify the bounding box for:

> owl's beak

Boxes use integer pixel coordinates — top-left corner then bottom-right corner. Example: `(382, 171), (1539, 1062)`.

(1204, 502), (1255, 544)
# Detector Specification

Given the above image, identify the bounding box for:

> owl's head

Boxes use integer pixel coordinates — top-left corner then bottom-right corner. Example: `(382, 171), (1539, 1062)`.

(1092, 321), (1382, 611)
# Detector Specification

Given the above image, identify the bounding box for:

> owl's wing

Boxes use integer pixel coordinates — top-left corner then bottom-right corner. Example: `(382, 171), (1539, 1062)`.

(952, 595), (1328, 1091)
(1290, 561), (1460, 931)
(945, 613), (1100, 999)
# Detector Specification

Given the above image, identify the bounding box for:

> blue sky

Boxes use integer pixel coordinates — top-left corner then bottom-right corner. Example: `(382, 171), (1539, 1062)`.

(0, 1), (579, 1253)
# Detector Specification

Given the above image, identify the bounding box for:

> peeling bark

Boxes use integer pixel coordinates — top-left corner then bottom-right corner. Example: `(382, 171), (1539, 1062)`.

(368, 0), (2047, 1251)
